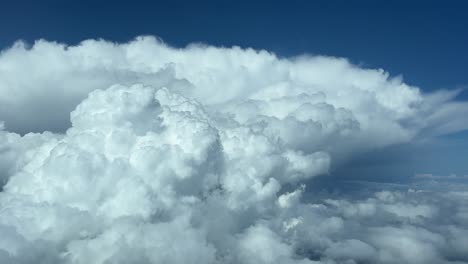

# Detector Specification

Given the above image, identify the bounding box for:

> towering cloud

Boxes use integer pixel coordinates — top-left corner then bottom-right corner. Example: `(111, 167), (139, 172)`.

(0, 37), (467, 263)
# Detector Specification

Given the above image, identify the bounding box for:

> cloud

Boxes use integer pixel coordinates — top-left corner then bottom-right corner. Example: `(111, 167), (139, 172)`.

(415, 173), (468, 180)
(0, 36), (467, 263)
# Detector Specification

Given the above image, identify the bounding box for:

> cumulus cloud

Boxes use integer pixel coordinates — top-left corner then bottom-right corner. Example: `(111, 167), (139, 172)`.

(0, 36), (467, 263)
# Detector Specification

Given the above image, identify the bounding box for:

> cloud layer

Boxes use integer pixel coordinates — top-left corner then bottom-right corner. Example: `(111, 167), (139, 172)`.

(0, 37), (467, 263)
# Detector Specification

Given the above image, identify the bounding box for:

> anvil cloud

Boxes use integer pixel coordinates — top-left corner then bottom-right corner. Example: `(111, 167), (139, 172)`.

(0, 37), (467, 263)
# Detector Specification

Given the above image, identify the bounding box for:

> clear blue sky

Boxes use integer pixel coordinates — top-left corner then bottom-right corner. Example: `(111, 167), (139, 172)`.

(1, 0), (467, 180)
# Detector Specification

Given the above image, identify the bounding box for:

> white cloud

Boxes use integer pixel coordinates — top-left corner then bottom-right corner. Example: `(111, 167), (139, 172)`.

(0, 37), (467, 263)
(415, 173), (468, 180)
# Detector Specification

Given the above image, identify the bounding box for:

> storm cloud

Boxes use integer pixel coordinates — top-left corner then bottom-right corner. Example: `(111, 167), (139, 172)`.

(0, 37), (467, 263)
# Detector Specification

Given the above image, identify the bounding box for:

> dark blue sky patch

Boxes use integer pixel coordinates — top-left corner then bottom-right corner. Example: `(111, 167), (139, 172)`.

(1, 0), (468, 98)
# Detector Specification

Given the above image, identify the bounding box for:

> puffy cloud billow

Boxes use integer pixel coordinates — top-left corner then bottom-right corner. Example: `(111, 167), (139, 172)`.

(0, 36), (467, 263)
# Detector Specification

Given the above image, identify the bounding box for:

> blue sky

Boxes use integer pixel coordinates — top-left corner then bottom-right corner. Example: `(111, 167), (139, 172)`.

(2, 0), (468, 99)
(1, 0), (467, 181)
